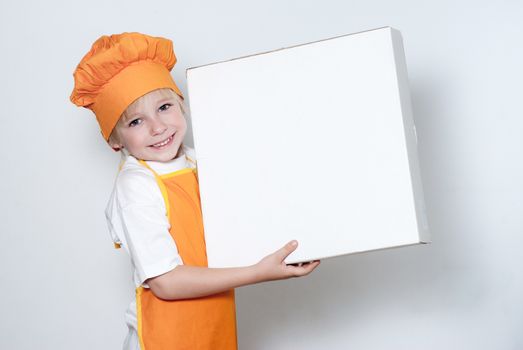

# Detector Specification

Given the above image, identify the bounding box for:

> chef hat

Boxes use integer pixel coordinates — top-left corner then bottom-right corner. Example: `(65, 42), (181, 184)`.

(70, 32), (183, 140)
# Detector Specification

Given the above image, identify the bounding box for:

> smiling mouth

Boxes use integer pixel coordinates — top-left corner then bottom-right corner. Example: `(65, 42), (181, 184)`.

(150, 133), (175, 148)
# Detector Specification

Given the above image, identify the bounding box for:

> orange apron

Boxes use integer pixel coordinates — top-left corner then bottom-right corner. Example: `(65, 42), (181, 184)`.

(134, 158), (237, 350)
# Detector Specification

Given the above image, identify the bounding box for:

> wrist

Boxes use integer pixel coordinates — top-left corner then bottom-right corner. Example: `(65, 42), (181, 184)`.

(247, 262), (267, 284)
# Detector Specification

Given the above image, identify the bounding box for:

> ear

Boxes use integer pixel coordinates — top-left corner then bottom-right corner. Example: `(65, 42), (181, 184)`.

(108, 141), (123, 152)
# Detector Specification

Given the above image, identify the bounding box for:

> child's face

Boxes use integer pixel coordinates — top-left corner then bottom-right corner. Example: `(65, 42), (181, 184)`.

(110, 89), (187, 162)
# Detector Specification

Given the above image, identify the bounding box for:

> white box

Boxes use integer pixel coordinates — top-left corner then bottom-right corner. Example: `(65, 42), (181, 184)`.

(186, 27), (430, 268)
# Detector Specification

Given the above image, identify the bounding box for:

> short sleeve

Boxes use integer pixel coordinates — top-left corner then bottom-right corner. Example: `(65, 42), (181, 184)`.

(106, 165), (183, 287)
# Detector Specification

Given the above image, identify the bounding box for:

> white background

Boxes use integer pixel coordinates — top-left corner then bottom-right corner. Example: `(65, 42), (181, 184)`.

(0, 0), (521, 349)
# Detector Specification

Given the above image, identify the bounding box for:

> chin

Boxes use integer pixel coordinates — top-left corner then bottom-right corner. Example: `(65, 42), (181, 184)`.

(159, 145), (183, 162)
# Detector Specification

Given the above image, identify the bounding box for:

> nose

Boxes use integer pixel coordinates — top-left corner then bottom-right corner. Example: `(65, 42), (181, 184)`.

(150, 116), (167, 136)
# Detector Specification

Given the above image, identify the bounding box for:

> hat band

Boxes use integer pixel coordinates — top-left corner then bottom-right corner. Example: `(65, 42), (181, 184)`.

(92, 61), (182, 140)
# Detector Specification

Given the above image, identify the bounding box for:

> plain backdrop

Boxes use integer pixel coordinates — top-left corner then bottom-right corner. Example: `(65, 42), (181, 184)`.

(0, 0), (522, 349)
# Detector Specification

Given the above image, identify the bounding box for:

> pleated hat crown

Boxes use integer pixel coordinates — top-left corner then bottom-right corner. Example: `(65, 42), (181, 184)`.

(70, 32), (183, 140)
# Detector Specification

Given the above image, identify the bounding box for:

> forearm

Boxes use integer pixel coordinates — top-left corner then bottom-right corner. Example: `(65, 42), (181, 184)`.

(147, 264), (264, 300)
(147, 241), (320, 301)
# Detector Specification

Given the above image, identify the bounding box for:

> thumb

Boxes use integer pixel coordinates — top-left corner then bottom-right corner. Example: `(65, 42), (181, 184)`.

(275, 240), (298, 261)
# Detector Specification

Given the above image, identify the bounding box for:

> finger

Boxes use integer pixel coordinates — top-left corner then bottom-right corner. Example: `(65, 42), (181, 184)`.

(297, 260), (312, 266)
(289, 260), (320, 276)
(274, 240), (298, 261)
(300, 260), (320, 275)
(287, 259), (319, 267)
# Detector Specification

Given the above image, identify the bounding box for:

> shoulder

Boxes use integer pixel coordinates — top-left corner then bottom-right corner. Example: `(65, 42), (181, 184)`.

(183, 144), (196, 158)
(183, 144), (197, 168)
(114, 156), (162, 206)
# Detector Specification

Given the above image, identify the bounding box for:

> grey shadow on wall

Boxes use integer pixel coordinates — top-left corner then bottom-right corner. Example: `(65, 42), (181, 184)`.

(235, 75), (485, 347)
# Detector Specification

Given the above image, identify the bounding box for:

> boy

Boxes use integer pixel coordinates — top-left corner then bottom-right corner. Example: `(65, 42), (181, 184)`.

(70, 32), (319, 349)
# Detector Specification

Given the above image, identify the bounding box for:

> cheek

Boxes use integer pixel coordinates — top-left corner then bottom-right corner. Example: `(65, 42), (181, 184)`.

(174, 115), (188, 133)
(120, 129), (146, 149)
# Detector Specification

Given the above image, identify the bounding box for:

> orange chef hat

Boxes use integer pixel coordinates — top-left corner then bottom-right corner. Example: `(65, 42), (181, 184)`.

(70, 32), (183, 140)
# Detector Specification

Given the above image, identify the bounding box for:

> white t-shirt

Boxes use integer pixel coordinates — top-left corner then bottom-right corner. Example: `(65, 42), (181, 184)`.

(105, 144), (197, 349)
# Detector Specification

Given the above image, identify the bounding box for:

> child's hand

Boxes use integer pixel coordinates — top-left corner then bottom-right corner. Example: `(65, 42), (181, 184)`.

(147, 240), (319, 300)
(254, 240), (320, 282)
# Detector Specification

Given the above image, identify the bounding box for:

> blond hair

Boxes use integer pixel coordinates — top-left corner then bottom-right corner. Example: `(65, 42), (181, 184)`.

(109, 88), (187, 146)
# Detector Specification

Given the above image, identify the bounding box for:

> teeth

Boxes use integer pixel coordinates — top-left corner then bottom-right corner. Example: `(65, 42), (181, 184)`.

(153, 136), (172, 147)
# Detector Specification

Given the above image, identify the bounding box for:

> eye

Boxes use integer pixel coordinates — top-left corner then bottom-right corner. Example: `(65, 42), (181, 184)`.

(128, 118), (142, 127)
(159, 103), (172, 112)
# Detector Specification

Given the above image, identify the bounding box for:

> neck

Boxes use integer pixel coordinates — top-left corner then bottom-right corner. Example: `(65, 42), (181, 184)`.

(174, 143), (185, 159)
